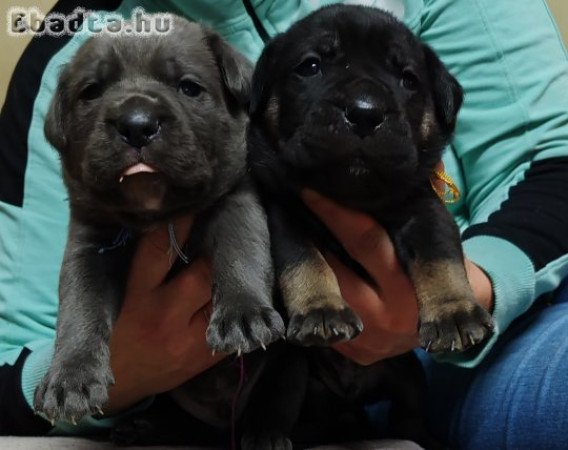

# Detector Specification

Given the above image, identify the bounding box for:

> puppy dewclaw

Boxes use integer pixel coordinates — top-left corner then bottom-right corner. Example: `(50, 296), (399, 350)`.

(34, 15), (284, 425)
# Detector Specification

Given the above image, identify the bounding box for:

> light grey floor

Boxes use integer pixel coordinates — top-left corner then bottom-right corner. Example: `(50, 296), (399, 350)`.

(1, 437), (423, 449)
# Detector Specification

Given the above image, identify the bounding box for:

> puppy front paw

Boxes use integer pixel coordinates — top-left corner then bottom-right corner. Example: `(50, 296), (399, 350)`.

(206, 296), (285, 354)
(287, 299), (364, 346)
(419, 298), (494, 353)
(34, 362), (114, 425)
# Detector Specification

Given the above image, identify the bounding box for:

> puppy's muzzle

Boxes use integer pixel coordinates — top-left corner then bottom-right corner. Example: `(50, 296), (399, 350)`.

(113, 96), (161, 149)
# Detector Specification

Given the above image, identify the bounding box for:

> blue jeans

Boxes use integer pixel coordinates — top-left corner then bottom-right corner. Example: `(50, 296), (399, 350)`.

(418, 281), (568, 449)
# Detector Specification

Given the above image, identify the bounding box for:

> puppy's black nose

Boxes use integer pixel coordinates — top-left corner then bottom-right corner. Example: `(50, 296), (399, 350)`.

(345, 99), (385, 138)
(116, 110), (160, 149)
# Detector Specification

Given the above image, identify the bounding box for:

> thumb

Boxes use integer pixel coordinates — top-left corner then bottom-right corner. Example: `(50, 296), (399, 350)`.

(160, 258), (212, 316)
(301, 190), (398, 282)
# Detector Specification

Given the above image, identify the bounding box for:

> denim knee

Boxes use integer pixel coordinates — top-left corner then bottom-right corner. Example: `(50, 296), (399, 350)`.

(421, 301), (568, 449)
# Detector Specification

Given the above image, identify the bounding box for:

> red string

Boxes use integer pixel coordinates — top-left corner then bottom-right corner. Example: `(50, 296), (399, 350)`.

(230, 355), (246, 450)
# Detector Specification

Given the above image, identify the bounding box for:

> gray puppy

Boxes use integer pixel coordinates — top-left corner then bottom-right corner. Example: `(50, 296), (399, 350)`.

(34, 16), (284, 424)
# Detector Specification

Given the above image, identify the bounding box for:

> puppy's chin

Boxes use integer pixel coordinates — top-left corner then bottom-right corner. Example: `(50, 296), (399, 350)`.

(283, 135), (417, 182)
(286, 141), (419, 209)
(119, 172), (168, 212)
(306, 170), (386, 209)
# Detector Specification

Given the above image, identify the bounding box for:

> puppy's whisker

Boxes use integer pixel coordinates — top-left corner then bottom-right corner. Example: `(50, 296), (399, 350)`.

(168, 222), (190, 264)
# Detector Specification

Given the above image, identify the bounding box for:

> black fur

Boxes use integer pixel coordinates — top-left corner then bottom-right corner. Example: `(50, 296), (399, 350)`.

(249, 4), (493, 353)
(247, 5), (494, 449)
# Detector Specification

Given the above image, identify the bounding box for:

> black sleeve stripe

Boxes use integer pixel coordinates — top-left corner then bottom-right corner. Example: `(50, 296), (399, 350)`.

(0, 348), (52, 435)
(0, 0), (121, 207)
(463, 156), (568, 271)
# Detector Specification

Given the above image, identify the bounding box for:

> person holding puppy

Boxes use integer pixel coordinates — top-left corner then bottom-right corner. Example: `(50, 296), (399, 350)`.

(1, 0), (567, 449)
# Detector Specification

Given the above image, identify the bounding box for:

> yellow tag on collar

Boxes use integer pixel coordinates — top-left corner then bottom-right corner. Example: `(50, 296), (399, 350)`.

(430, 169), (460, 204)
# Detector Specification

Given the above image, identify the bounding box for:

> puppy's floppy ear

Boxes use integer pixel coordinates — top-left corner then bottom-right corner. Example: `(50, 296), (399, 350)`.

(44, 66), (70, 152)
(205, 30), (253, 109)
(422, 44), (463, 134)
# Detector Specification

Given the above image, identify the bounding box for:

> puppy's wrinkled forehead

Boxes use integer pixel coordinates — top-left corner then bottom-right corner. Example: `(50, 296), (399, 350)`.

(69, 19), (220, 95)
(287, 9), (423, 68)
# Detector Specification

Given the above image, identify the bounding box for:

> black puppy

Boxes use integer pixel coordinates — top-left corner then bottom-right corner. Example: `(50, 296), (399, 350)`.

(246, 4), (495, 448)
(250, 4), (493, 353)
(34, 16), (284, 425)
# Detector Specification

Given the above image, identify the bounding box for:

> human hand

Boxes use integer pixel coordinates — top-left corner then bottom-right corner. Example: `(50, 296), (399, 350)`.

(104, 216), (223, 414)
(301, 191), (493, 365)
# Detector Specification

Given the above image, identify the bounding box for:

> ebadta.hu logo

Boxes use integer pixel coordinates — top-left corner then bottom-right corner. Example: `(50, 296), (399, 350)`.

(7, 7), (174, 37)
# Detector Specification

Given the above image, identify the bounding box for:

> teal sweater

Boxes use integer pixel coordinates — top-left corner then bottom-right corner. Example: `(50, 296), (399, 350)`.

(1, 0), (567, 434)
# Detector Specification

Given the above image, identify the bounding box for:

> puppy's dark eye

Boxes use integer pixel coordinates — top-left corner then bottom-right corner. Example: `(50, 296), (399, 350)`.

(178, 79), (204, 97)
(400, 68), (420, 91)
(295, 56), (322, 77)
(79, 83), (102, 101)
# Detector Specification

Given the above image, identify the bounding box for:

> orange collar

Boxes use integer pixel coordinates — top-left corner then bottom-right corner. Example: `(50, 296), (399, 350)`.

(430, 169), (460, 204)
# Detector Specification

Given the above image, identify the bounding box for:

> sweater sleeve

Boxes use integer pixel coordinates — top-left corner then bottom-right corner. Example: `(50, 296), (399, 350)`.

(0, 0), (154, 435)
(0, 348), (53, 435)
(415, 0), (568, 366)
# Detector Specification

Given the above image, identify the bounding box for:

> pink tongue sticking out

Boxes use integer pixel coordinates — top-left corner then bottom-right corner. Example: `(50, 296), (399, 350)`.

(118, 163), (165, 211)
(121, 163), (157, 179)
